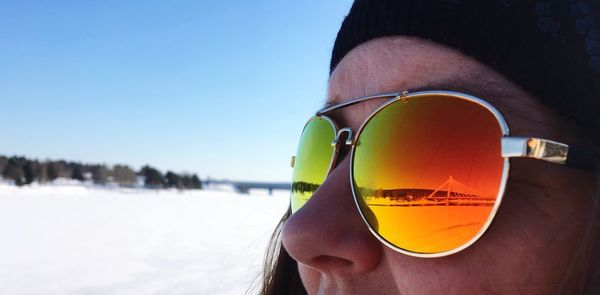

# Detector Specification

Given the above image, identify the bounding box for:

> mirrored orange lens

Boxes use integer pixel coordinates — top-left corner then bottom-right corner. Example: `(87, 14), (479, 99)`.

(352, 94), (504, 254)
(291, 117), (336, 213)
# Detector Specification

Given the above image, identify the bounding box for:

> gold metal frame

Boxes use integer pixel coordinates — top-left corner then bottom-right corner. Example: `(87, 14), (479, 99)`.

(292, 90), (573, 258)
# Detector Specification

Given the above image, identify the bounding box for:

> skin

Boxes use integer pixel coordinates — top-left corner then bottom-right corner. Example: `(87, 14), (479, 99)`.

(281, 37), (599, 294)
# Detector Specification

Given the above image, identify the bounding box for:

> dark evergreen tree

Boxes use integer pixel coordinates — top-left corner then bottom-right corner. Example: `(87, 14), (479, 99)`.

(92, 165), (109, 184)
(23, 160), (39, 184)
(0, 156), (8, 175)
(190, 174), (202, 189)
(165, 171), (183, 189)
(3, 158), (24, 186)
(56, 161), (70, 178)
(178, 174), (202, 189)
(71, 165), (85, 182)
(140, 165), (164, 188)
(181, 174), (191, 188)
(46, 162), (60, 181)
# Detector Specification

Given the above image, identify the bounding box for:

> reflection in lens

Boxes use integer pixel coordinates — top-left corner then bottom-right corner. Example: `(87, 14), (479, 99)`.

(291, 117), (336, 213)
(352, 94), (504, 254)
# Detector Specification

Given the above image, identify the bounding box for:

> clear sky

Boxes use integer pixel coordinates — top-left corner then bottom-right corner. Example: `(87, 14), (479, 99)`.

(0, 1), (353, 182)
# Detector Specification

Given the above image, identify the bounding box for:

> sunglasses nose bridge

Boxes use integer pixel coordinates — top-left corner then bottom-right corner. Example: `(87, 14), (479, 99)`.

(331, 127), (355, 147)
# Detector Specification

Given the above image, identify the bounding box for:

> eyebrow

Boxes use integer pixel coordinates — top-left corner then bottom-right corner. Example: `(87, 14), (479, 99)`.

(410, 80), (492, 99)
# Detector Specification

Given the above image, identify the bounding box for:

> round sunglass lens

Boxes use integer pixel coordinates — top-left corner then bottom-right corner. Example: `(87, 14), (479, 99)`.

(291, 117), (337, 213)
(352, 94), (505, 254)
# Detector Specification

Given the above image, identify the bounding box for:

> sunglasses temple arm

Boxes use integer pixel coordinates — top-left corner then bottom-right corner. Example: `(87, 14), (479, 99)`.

(502, 137), (600, 171)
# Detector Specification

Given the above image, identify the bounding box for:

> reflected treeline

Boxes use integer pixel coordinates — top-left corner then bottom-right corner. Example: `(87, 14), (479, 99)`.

(356, 187), (491, 201)
(292, 181), (494, 206)
(357, 187), (495, 207)
(291, 181), (320, 194)
(359, 187), (441, 201)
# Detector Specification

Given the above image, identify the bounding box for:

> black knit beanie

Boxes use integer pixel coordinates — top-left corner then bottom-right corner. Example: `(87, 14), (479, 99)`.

(331, 0), (600, 140)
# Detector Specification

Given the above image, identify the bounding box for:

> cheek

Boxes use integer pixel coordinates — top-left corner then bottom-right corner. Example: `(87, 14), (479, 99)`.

(501, 160), (593, 260)
(383, 249), (492, 293)
(483, 161), (590, 284)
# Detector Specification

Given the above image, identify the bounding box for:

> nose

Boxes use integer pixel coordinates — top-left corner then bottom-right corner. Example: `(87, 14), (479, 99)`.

(282, 155), (382, 274)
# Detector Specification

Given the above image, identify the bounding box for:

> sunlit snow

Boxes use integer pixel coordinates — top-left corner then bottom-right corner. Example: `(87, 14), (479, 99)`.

(0, 182), (290, 294)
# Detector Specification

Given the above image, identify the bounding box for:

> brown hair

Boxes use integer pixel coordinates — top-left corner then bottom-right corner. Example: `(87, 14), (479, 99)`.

(258, 209), (306, 295)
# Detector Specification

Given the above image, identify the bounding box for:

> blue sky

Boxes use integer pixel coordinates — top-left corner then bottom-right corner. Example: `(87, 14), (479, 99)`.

(0, 1), (353, 182)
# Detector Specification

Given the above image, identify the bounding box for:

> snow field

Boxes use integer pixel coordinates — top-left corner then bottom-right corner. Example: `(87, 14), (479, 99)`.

(0, 183), (290, 294)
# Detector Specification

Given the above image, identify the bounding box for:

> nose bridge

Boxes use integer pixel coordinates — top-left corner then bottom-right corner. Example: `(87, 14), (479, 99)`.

(332, 127), (355, 147)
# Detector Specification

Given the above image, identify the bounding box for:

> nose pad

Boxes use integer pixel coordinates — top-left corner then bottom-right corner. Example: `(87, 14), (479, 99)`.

(329, 128), (355, 171)
(331, 127), (355, 147)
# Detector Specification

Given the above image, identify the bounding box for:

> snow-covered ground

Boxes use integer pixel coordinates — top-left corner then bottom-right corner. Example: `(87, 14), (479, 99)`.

(0, 182), (290, 294)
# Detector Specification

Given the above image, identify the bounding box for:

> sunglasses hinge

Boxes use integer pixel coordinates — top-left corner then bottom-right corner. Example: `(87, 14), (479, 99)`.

(395, 90), (410, 103)
(501, 137), (568, 164)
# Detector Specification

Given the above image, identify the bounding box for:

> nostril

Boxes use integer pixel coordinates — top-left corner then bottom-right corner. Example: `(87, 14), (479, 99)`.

(311, 255), (354, 270)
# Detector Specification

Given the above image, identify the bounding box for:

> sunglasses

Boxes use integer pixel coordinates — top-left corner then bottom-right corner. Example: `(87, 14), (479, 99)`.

(289, 90), (599, 258)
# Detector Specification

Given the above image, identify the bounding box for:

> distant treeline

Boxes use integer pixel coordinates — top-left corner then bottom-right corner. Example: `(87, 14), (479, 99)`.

(0, 155), (202, 190)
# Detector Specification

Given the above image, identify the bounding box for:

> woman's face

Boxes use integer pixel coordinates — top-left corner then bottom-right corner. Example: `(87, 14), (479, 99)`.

(281, 37), (598, 294)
